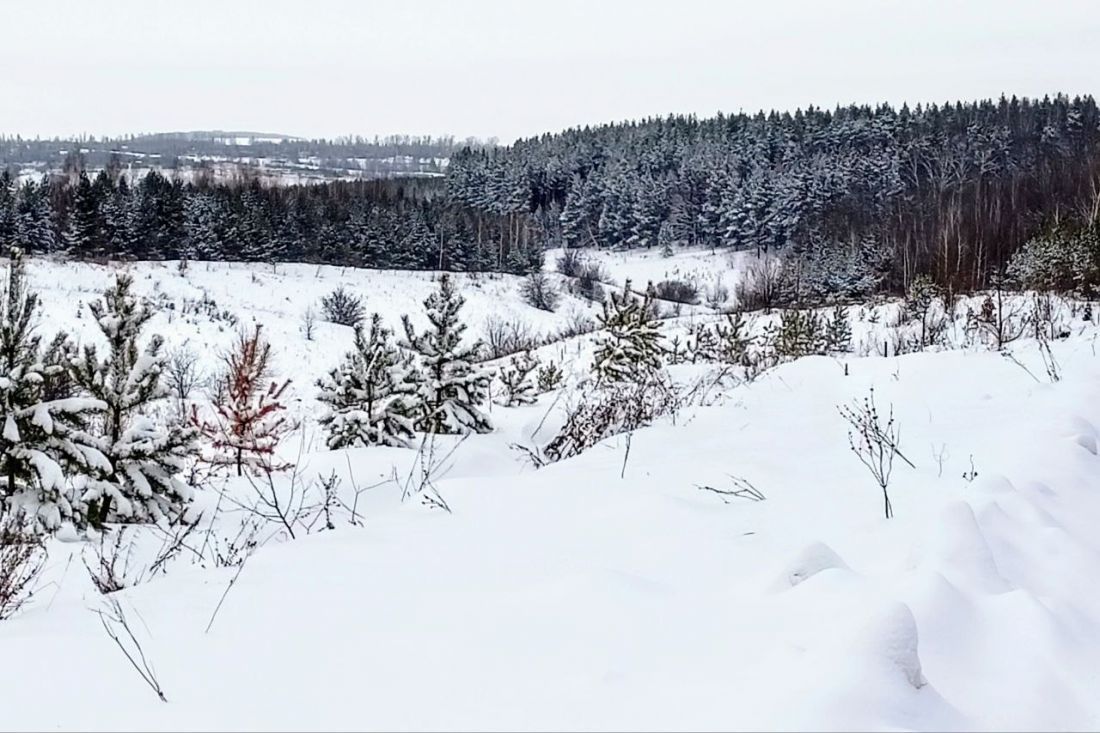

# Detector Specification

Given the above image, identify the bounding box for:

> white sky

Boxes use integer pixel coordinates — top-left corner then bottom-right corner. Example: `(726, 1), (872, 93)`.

(2, 0), (1097, 143)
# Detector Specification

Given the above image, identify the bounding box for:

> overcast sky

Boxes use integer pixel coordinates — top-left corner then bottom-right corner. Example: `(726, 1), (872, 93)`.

(2, 0), (1097, 143)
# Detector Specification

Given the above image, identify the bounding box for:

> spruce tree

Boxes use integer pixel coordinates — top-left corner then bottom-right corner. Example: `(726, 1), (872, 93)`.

(402, 274), (492, 434)
(317, 313), (418, 448)
(0, 249), (107, 529)
(65, 171), (101, 258)
(592, 279), (665, 385)
(70, 274), (198, 525)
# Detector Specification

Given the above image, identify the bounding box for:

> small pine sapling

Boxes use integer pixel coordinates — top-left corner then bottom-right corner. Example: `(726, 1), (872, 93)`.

(402, 274), (492, 434)
(0, 249), (108, 530)
(825, 305), (852, 353)
(536, 360), (564, 393)
(316, 313), (418, 448)
(592, 279), (665, 385)
(497, 351), (539, 406)
(193, 325), (295, 476)
(70, 274), (199, 526)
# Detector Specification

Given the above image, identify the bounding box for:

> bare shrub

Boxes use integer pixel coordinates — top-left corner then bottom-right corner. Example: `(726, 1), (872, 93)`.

(967, 285), (1026, 350)
(572, 267), (606, 302)
(482, 316), (539, 359)
(706, 278), (730, 309)
(838, 388), (915, 519)
(735, 256), (789, 311)
(556, 249), (585, 278)
(654, 279), (700, 305)
(94, 596), (168, 702)
(165, 344), (206, 412)
(522, 272), (560, 312)
(0, 517), (46, 620)
(555, 311), (597, 341)
(301, 305), (317, 341)
(544, 377), (680, 463)
(697, 475), (766, 503)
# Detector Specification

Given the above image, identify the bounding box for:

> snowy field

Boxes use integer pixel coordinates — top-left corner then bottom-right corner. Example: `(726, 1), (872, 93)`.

(4, 249), (1100, 730)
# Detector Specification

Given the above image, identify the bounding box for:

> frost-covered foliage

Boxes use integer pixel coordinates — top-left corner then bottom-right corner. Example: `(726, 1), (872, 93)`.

(70, 274), (198, 526)
(592, 280), (665, 384)
(320, 286), (365, 327)
(0, 250), (107, 530)
(1006, 226), (1100, 294)
(402, 274), (492, 434)
(496, 351), (539, 407)
(193, 326), (294, 476)
(317, 314), (418, 449)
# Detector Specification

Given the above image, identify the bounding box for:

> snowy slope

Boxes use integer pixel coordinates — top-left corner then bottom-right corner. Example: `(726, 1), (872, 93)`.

(2, 252), (1100, 730)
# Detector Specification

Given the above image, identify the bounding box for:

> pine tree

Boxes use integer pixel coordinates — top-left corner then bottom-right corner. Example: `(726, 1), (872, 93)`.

(592, 280), (665, 384)
(317, 314), (418, 448)
(70, 274), (198, 525)
(0, 249), (107, 530)
(497, 350), (539, 406)
(402, 274), (492, 434)
(193, 326), (295, 476)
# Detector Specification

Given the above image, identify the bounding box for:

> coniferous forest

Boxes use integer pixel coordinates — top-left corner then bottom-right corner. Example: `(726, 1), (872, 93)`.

(2, 94), (1098, 296)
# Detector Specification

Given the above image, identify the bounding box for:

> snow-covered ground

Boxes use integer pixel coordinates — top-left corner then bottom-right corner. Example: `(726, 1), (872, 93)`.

(5, 249), (1100, 730)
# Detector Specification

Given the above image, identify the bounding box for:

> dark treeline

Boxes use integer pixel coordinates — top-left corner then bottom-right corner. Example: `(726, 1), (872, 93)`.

(2, 94), (1098, 294)
(0, 169), (543, 274)
(448, 93), (1100, 293)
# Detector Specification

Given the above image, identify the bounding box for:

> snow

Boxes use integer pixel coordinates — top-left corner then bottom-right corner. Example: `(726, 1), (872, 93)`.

(2, 248), (1100, 730)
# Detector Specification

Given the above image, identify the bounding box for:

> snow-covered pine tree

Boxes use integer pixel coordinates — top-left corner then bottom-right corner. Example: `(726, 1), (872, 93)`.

(592, 279), (665, 385)
(193, 325), (295, 476)
(0, 249), (107, 530)
(317, 313), (418, 449)
(401, 274), (492, 434)
(496, 350), (538, 406)
(70, 274), (198, 526)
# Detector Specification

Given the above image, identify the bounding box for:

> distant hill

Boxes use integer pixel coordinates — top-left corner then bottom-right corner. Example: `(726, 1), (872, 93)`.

(0, 131), (480, 184)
